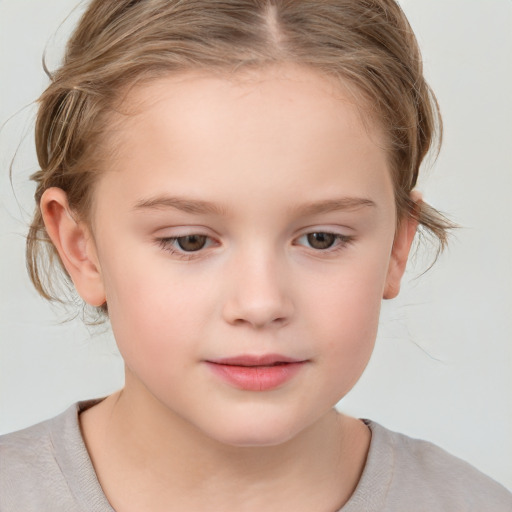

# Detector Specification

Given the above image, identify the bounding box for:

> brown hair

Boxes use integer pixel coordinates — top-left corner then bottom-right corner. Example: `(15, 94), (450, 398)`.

(27, 0), (453, 315)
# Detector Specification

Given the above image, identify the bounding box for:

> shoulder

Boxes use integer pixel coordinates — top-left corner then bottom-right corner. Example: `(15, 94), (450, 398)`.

(1, 411), (61, 485)
(0, 401), (112, 512)
(355, 420), (512, 511)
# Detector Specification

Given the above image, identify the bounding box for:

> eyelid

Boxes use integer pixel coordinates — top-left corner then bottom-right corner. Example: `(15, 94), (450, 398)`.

(154, 226), (354, 260)
(293, 229), (354, 251)
(155, 230), (220, 259)
(152, 224), (217, 236)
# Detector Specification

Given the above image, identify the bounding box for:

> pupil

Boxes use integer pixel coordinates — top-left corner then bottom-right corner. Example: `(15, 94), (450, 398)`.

(177, 235), (207, 251)
(307, 232), (335, 249)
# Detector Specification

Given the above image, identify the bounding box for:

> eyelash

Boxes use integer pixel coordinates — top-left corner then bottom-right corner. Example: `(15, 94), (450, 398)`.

(156, 235), (215, 260)
(294, 232), (353, 253)
(156, 232), (354, 260)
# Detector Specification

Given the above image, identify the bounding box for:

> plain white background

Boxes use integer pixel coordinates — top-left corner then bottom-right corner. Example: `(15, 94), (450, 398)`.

(0, 0), (511, 490)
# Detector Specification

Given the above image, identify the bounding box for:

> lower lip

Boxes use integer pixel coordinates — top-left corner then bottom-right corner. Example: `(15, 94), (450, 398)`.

(205, 361), (305, 391)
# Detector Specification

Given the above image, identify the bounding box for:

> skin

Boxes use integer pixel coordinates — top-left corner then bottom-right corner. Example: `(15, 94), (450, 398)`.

(41, 65), (417, 511)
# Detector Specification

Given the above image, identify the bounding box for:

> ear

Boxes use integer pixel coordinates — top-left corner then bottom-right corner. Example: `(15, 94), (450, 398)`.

(383, 194), (420, 300)
(40, 187), (106, 307)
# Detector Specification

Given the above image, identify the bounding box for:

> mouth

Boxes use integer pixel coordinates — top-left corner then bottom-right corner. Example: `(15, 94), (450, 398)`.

(208, 354), (304, 367)
(205, 354), (308, 391)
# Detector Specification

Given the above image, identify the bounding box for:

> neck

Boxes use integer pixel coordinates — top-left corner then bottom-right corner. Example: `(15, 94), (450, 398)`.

(80, 377), (370, 512)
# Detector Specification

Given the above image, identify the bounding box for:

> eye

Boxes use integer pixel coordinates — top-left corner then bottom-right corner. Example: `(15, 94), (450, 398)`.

(295, 232), (352, 250)
(174, 234), (208, 252)
(157, 234), (213, 255)
(305, 232), (336, 249)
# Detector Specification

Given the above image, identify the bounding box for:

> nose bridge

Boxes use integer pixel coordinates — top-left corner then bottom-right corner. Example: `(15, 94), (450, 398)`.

(222, 241), (292, 328)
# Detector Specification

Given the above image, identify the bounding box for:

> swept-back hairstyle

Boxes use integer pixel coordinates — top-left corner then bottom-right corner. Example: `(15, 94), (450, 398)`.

(27, 0), (452, 315)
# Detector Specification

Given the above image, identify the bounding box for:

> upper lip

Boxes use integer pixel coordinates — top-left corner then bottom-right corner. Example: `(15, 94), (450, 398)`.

(206, 354), (306, 367)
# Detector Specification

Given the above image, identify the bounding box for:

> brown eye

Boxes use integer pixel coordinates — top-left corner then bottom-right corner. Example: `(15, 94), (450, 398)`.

(306, 232), (336, 249)
(176, 235), (208, 251)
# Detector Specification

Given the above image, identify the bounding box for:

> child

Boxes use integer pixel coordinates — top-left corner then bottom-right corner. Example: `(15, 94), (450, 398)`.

(1, 0), (511, 510)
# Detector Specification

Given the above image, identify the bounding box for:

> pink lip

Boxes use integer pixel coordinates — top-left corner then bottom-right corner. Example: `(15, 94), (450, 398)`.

(205, 354), (307, 391)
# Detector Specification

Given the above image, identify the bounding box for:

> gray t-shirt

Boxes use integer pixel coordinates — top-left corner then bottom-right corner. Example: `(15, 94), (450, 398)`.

(1, 401), (511, 511)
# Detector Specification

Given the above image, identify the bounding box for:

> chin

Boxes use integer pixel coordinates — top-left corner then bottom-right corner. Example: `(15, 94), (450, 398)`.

(203, 414), (309, 448)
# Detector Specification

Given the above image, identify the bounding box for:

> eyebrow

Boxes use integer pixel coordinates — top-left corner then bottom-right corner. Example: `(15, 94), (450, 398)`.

(132, 195), (376, 216)
(133, 196), (226, 215)
(292, 197), (376, 216)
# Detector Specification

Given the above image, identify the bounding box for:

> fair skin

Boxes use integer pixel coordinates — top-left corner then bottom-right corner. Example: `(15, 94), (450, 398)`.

(41, 65), (417, 511)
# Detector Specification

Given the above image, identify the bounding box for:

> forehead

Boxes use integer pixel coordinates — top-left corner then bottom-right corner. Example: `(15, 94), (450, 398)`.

(115, 65), (380, 146)
(95, 65), (393, 218)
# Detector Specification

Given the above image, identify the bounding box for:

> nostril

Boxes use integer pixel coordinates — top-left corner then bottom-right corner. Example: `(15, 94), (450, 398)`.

(231, 315), (287, 328)
(221, 265), (293, 327)
(224, 301), (292, 328)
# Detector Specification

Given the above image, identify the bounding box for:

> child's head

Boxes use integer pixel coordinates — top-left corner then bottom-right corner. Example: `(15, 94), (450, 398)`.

(28, 0), (449, 316)
(24, 0), (454, 447)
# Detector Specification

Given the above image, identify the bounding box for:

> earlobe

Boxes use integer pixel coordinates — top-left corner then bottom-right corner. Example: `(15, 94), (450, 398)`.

(383, 206), (419, 300)
(40, 187), (106, 307)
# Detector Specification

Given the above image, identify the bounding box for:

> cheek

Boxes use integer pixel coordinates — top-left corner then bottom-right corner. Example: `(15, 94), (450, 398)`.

(100, 255), (210, 374)
(305, 252), (387, 329)
(303, 255), (389, 385)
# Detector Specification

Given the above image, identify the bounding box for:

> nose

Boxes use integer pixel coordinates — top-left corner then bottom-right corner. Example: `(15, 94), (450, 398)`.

(222, 250), (293, 329)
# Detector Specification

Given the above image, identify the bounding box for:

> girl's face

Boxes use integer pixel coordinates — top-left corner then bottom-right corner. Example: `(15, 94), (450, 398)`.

(82, 66), (413, 446)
